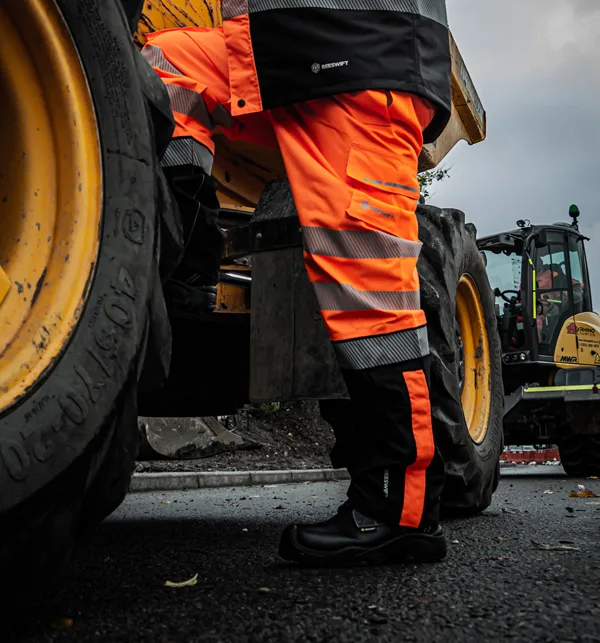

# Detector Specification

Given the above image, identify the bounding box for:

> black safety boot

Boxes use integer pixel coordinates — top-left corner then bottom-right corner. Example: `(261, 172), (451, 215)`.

(163, 168), (225, 316)
(279, 502), (446, 567)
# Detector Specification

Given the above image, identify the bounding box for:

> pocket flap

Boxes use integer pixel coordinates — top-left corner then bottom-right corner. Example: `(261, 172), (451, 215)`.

(346, 144), (420, 198)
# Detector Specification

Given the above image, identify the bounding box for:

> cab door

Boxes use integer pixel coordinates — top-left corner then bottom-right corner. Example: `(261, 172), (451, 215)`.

(567, 233), (593, 315)
(533, 230), (574, 357)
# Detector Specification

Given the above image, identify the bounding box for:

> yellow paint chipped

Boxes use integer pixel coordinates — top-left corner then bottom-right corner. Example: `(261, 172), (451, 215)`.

(0, 265), (10, 306)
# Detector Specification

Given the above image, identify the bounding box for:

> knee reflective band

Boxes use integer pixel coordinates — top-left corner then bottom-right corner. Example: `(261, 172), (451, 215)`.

(334, 326), (429, 370)
(313, 283), (420, 312)
(302, 227), (422, 260)
(161, 137), (214, 174)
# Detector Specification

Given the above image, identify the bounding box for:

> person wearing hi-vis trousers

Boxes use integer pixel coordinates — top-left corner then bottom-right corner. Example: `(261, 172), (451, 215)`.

(143, 0), (452, 566)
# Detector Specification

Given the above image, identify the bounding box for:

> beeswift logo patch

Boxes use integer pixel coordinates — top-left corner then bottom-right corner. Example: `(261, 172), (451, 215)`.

(311, 60), (349, 73)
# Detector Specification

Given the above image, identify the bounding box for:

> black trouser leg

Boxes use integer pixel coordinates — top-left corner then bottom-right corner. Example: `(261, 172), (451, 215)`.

(332, 356), (445, 528)
(319, 399), (357, 471)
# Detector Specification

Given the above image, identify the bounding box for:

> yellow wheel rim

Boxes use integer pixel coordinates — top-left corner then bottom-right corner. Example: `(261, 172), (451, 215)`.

(456, 274), (492, 444)
(0, 0), (101, 414)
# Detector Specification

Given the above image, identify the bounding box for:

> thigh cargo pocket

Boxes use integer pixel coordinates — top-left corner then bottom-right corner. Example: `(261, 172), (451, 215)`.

(345, 144), (420, 239)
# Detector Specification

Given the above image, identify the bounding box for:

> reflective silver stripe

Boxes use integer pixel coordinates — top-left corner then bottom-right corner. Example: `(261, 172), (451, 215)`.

(223, 0), (447, 23)
(142, 45), (183, 76)
(161, 138), (214, 174)
(363, 177), (419, 194)
(303, 226), (422, 260)
(384, 181), (419, 193)
(165, 85), (213, 130)
(334, 326), (429, 370)
(223, 0), (249, 19)
(314, 282), (420, 311)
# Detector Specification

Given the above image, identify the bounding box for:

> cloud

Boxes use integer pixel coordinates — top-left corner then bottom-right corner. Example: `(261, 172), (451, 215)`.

(430, 0), (600, 307)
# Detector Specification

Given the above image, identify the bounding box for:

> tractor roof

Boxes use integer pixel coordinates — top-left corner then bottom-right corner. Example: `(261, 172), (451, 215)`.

(477, 222), (582, 253)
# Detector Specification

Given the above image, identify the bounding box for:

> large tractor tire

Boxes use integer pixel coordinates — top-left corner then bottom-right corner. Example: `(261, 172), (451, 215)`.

(0, 0), (174, 584)
(555, 402), (600, 477)
(557, 435), (600, 477)
(417, 205), (504, 516)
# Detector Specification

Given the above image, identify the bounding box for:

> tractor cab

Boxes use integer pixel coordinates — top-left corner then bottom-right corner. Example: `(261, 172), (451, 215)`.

(530, 221), (592, 359)
(478, 206), (594, 363)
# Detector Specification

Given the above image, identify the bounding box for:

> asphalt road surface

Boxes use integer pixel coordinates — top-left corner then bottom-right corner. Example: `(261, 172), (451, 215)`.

(3, 468), (600, 643)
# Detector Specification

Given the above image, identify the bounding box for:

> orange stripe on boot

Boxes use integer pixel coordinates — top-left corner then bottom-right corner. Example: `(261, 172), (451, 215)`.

(400, 370), (436, 528)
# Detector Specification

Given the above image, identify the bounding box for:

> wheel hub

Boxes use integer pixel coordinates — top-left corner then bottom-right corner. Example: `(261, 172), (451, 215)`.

(455, 274), (492, 444)
(0, 0), (101, 414)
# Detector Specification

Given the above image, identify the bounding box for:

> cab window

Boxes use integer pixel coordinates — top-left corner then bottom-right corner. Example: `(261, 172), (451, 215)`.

(536, 231), (572, 350)
(567, 234), (591, 313)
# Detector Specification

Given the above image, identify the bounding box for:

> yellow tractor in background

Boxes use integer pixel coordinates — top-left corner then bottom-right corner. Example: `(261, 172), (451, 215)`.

(0, 0), (498, 585)
(480, 207), (600, 475)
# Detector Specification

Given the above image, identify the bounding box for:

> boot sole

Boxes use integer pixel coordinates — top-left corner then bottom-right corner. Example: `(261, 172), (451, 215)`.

(279, 526), (447, 567)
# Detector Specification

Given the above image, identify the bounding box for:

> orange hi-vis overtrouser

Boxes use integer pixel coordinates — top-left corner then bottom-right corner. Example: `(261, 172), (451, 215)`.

(143, 26), (444, 528)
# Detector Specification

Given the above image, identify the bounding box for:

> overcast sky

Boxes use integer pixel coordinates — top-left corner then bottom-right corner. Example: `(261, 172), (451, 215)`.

(430, 0), (600, 306)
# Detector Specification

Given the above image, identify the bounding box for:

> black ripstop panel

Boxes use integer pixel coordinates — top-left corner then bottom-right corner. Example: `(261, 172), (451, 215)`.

(248, 9), (451, 142)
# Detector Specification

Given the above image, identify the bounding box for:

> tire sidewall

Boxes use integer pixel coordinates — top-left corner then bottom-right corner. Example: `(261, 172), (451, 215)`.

(418, 206), (504, 513)
(0, 0), (157, 512)
(459, 240), (504, 468)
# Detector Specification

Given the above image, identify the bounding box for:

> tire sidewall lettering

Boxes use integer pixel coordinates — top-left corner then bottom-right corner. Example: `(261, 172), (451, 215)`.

(59, 391), (89, 425)
(1, 440), (31, 482)
(104, 296), (133, 331)
(1, 256), (147, 491)
(0, 0), (157, 513)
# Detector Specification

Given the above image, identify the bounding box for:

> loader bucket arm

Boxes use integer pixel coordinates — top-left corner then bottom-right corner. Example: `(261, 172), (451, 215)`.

(419, 32), (486, 172)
